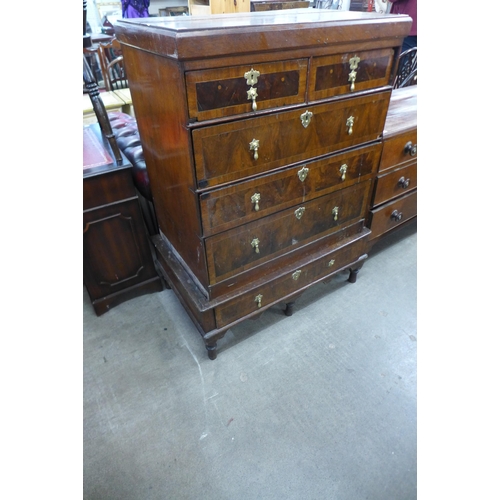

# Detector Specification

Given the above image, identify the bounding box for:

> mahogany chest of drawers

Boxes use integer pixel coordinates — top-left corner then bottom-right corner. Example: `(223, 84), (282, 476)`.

(115, 10), (411, 358)
(368, 86), (417, 242)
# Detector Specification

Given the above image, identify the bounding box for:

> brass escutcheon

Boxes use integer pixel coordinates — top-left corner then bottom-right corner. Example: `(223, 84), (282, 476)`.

(300, 110), (313, 128)
(249, 138), (260, 160)
(332, 206), (339, 221)
(255, 294), (263, 308)
(251, 237), (260, 254)
(328, 259), (335, 267)
(297, 166), (309, 182)
(346, 116), (354, 135)
(251, 192), (261, 211)
(244, 68), (260, 86)
(295, 207), (306, 220)
(339, 164), (348, 181)
(292, 270), (302, 281)
(349, 56), (361, 70)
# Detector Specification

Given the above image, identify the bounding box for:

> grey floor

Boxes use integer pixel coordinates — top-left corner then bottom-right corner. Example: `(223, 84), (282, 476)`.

(83, 220), (417, 500)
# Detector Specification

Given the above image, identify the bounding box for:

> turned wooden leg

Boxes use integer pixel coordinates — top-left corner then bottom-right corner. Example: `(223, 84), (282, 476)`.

(284, 301), (295, 317)
(205, 341), (217, 360)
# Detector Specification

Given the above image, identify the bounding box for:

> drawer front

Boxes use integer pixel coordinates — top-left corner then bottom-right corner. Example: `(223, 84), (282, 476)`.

(215, 231), (369, 328)
(369, 189), (417, 239)
(186, 59), (308, 122)
(193, 91), (391, 188)
(309, 48), (395, 101)
(200, 142), (382, 237)
(205, 180), (372, 285)
(379, 129), (417, 172)
(372, 160), (417, 207)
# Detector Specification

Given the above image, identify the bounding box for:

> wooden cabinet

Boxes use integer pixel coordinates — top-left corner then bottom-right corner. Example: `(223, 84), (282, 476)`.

(83, 124), (163, 316)
(188, 0), (250, 15)
(115, 10), (411, 358)
(368, 86), (417, 242)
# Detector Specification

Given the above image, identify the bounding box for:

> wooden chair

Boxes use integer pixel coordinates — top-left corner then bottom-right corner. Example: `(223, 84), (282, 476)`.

(394, 47), (417, 89)
(97, 38), (128, 91)
(83, 54), (122, 164)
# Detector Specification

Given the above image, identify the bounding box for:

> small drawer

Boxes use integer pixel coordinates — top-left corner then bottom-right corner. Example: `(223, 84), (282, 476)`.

(200, 142), (382, 237)
(193, 90), (391, 188)
(379, 129), (417, 172)
(214, 230), (369, 328)
(372, 160), (417, 207)
(205, 180), (372, 285)
(309, 48), (395, 101)
(186, 59), (308, 122)
(368, 190), (417, 240)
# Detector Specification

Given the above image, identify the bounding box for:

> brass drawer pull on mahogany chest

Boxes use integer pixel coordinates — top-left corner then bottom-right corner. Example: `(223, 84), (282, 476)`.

(251, 237), (260, 253)
(398, 176), (411, 189)
(251, 192), (261, 211)
(332, 206), (340, 221)
(405, 141), (417, 156)
(116, 10), (411, 359)
(391, 210), (403, 222)
(249, 138), (260, 160)
(346, 116), (355, 135)
(339, 164), (348, 181)
(348, 56), (361, 91)
(255, 294), (263, 308)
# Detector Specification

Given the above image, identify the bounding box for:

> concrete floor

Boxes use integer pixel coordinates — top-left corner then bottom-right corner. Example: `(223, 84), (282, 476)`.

(83, 220), (417, 500)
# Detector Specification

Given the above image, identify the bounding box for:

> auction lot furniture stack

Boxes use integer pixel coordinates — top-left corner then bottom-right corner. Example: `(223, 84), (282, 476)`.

(115, 10), (411, 358)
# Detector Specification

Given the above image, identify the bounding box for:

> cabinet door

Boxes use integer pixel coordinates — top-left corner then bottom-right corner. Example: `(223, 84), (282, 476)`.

(83, 199), (157, 300)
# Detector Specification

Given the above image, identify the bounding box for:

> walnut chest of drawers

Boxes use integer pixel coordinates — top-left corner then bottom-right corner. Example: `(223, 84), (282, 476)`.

(368, 86), (417, 242)
(115, 10), (411, 359)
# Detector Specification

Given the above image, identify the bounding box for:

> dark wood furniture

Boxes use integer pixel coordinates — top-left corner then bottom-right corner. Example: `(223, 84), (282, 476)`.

(83, 123), (163, 315)
(368, 86), (417, 243)
(115, 10), (411, 358)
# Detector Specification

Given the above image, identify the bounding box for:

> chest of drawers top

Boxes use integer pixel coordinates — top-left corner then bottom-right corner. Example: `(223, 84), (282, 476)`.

(115, 10), (411, 63)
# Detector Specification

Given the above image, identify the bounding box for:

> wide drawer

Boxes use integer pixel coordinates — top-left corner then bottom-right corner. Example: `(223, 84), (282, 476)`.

(192, 90), (391, 188)
(372, 160), (417, 207)
(205, 180), (372, 285)
(200, 142), (382, 237)
(309, 48), (395, 101)
(214, 228), (369, 328)
(379, 128), (417, 172)
(368, 189), (417, 239)
(186, 59), (308, 122)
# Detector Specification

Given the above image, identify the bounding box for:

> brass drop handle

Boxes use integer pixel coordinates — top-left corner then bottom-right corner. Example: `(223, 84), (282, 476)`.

(339, 164), (348, 181)
(255, 294), (263, 309)
(249, 138), (260, 160)
(398, 176), (411, 189)
(292, 270), (301, 281)
(404, 141), (417, 156)
(247, 86), (258, 111)
(251, 237), (260, 254)
(328, 259), (335, 267)
(251, 192), (261, 211)
(391, 210), (403, 221)
(348, 55), (360, 91)
(332, 206), (339, 221)
(346, 116), (354, 135)
(244, 68), (260, 112)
